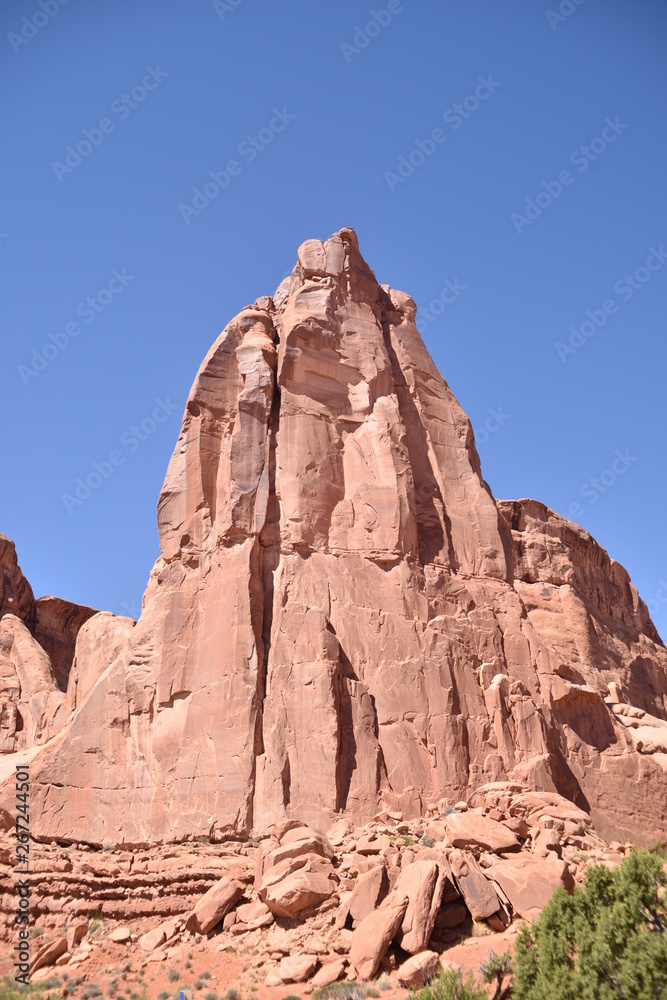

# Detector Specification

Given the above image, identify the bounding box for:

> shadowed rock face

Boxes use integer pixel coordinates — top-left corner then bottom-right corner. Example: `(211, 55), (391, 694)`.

(3, 229), (667, 847)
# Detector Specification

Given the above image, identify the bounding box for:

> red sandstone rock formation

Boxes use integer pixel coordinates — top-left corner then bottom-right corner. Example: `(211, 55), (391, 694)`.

(1, 229), (666, 846)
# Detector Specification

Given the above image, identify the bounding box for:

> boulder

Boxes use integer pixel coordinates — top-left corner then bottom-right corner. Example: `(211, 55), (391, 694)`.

(258, 856), (335, 918)
(264, 967), (283, 987)
(393, 859), (445, 953)
(278, 953), (319, 982)
(509, 792), (590, 826)
(109, 926), (131, 943)
(31, 936), (68, 974)
(348, 863), (389, 923)
(257, 834), (333, 880)
(349, 894), (408, 980)
(532, 827), (561, 858)
(355, 833), (392, 855)
(425, 820), (447, 842)
(138, 926), (166, 952)
(235, 899), (273, 928)
(449, 849), (500, 921)
(503, 816), (530, 839)
(281, 826), (333, 854)
(327, 818), (354, 846)
(488, 855), (574, 920)
(31, 967), (61, 983)
(396, 949), (441, 988)
(65, 920), (88, 952)
(186, 877), (244, 934)
(312, 957), (347, 986)
(445, 811), (520, 853)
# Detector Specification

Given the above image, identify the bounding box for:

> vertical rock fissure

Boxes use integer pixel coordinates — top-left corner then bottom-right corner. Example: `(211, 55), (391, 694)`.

(379, 317), (458, 570)
(248, 376), (282, 826)
(253, 375), (280, 790)
(333, 639), (357, 812)
(331, 627), (388, 812)
(260, 379), (282, 717)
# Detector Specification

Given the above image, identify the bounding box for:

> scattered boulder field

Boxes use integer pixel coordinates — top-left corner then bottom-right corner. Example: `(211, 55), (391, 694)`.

(0, 782), (636, 994)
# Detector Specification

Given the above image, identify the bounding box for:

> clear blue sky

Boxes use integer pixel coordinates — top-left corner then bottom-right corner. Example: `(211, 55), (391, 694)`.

(2, 0), (666, 638)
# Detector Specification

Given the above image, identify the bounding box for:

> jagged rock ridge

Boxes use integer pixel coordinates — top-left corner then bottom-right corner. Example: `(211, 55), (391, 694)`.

(1, 229), (666, 847)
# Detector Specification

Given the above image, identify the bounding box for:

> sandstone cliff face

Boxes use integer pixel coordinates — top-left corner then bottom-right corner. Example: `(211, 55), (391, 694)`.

(3, 230), (667, 847)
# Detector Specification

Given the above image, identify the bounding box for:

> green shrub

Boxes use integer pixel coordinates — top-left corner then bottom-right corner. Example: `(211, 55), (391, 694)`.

(411, 968), (487, 1000)
(513, 845), (667, 1000)
(167, 969), (179, 983)
(479, 951), (513, 997)
(420, 834), (436, 848)
(312, 983), (379, 999)
(0, 978), (63, 999)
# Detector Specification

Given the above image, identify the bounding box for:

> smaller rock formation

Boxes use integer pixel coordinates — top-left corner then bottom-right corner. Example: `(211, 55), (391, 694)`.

(0, 533), (100, 752)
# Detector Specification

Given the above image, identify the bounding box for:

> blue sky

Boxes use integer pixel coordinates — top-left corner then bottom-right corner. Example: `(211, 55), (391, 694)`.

(2, 0), (666, 637)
